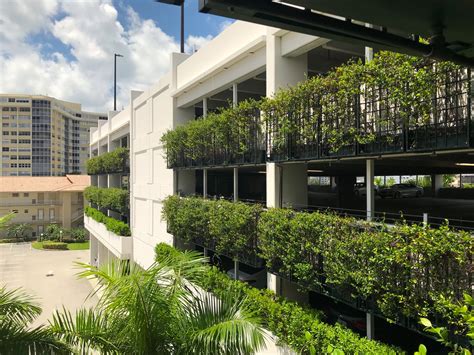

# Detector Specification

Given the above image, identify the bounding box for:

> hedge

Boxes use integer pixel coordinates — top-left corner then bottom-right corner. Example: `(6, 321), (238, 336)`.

(155, 243), (401, 354)
(42, 241), (68, 250)
(162, 196), (474, 329)
(84, 186), (129, 214)
(162, 195), (262, 261)
(161, 51), (464, 166)
(85, 206), (131, 236)
(86, 147), (129, 175)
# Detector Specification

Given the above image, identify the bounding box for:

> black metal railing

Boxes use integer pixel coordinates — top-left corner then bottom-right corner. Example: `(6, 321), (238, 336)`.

(268, 66), (472, 161)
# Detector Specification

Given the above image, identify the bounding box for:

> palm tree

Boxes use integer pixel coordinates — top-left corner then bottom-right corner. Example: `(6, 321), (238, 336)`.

(0, 286), (70, 354)
(6, 223), (32, 241)
(0, 213), (15, 230)
(49, 251), (266, 354)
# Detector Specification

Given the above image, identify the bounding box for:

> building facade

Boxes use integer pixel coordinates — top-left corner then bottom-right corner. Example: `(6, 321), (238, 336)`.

(0, 175), (90, 238)
(0, 94), (106, 177)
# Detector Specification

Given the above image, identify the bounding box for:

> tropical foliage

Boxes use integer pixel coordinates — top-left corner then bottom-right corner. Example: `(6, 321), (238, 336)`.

(6, 223), (32, 240)
(155, 243), (401, 354)
(161, 52), (467, 167)
(85, 206), (131, 236)
(161, 99), (264, 168)
(84, 186), (129, 214)
(162, 195), (262, 262)
(86, 147), (129, 175)
(0, 286), (69, 354)
(49, 253), (266, 354)
(162, 195), (474, 330)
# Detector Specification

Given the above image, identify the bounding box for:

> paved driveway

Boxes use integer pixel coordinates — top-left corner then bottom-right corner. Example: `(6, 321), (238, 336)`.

(0, 243), (97, 327)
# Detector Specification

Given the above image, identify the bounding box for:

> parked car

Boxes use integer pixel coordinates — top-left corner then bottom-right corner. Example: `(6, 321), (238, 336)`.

(353, 183), (379, 197)
(379, 183), (424, 199)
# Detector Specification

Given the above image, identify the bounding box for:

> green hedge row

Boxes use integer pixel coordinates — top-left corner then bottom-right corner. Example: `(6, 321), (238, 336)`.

(86, 147), (129, 175)
(162, 195), (261, 260)
(155, 243), (401, 354)
(42, 241), (68, 250)
(161, 51), (462, 166)
(84, 186), (129, 214)
(162, 196), (474, 327)
(85, 206), (131, 236)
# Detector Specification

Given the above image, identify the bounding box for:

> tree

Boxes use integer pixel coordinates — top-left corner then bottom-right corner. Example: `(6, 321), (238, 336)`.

(45, 224), (61, 241)
(49, 251), (266, 354)
(6, 224), (32, 241)
(0, 286), (70, 354)
(0, 213), (15, 230)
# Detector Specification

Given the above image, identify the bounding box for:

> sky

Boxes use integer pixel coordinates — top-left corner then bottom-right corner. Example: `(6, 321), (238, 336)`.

(0, 0), (234, 112)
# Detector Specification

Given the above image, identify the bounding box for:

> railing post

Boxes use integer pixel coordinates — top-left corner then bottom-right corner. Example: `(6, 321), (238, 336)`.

(234, 259), (239, 280)
(423, 213), (428, 227)
(233, 167), (239, 202)
(203, 169), (208, 198)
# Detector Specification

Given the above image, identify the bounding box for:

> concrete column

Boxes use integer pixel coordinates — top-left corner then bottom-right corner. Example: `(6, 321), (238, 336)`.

(234, 259), (239, 280)
(174, 170), (196, 196)
(282, 163), (308, 208)
(61, 192), (72, 229)
(266, 163), (281, 208)
(233, 167), (239, 202)
(266, 29), (308, 97)
(366, 159), (375, 221)
(432, 174), (443, 197)
(267, 273), (282, 294)
(203, 169), (208, 198)
(232, 83), (238, 108)
(203, 97), (208, 118)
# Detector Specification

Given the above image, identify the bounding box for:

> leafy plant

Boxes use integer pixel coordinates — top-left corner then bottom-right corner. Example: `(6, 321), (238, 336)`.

(86, 147), (129, 175)
(155, 243), (400, 354)
(49, 253), (266, 354)
(0, 286), (70, 353)
(85, 206), (131, 236)
(84, 186), (129, 214)
(42, 241), (68, 250)
(6, 223), (32, 240)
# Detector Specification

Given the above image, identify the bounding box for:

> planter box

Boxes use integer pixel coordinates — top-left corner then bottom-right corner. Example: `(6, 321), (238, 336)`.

(84, 216), (132, 259)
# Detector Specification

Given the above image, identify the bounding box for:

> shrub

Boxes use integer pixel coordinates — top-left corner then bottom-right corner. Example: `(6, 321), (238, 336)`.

(84, 186), (129, 214)
(86, 147), (129, 175)
(155, 243), (400, 354)
(163, 195), (474, 330)
(45, 224), (61, 241)
(42, 241), (68, 250)
(85, 206), (131, 236)
(69, 228), (87, 242)
(162, 196), (262, 261)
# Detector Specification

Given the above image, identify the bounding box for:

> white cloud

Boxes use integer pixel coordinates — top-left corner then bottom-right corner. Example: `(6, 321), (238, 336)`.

(0, 0), (217, 112)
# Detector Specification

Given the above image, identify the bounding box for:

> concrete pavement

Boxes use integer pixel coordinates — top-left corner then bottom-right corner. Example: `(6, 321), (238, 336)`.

(0, 243), (97, 327)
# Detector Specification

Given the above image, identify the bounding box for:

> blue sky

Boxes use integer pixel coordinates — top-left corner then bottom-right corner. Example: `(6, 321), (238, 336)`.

(0, 0), (233, 111)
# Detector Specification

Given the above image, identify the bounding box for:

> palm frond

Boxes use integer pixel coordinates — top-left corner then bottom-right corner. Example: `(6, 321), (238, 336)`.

(180, 292), (266, 355)
(0, 320), (70, 355)
(49, 307), (119, 354)
(0, 286), (41, 325)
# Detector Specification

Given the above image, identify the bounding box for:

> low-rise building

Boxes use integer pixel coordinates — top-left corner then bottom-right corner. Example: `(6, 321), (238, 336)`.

(0, 175), (90, 238)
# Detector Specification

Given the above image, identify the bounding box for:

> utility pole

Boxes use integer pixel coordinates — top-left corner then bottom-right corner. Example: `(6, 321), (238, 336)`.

(114, 53), (123, 111)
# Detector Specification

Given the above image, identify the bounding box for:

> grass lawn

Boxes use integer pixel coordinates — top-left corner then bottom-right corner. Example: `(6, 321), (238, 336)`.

(32, 241), (90, 251)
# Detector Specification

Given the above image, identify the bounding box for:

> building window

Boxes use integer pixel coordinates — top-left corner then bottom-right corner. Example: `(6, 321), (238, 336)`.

(12, 193), (19, 197)
(24, 209), (28, 213)
(12, 209), (18, 213)
(38, 225), (43, 234)
(38, 209), (44, 220)
(32, 215), (36, 221)
(49, 208), (55, 221)
(23, 193), (29, 197)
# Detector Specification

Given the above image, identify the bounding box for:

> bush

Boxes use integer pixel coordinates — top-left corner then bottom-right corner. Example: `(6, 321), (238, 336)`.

(162, 196), (262, 261)
(155, 243), (400, 354)
(42, 241), (68, 250)
(69, 228), (87, 242)
(163, 195), (474, 329)
(85, 206), (131, 236)
(84, 186), (129, 214)
(45, 224), (61, 241)
(86, 147), (129, 175)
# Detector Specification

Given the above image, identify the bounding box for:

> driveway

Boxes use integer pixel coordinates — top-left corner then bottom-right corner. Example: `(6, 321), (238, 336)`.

(0, 243), (97, 327)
